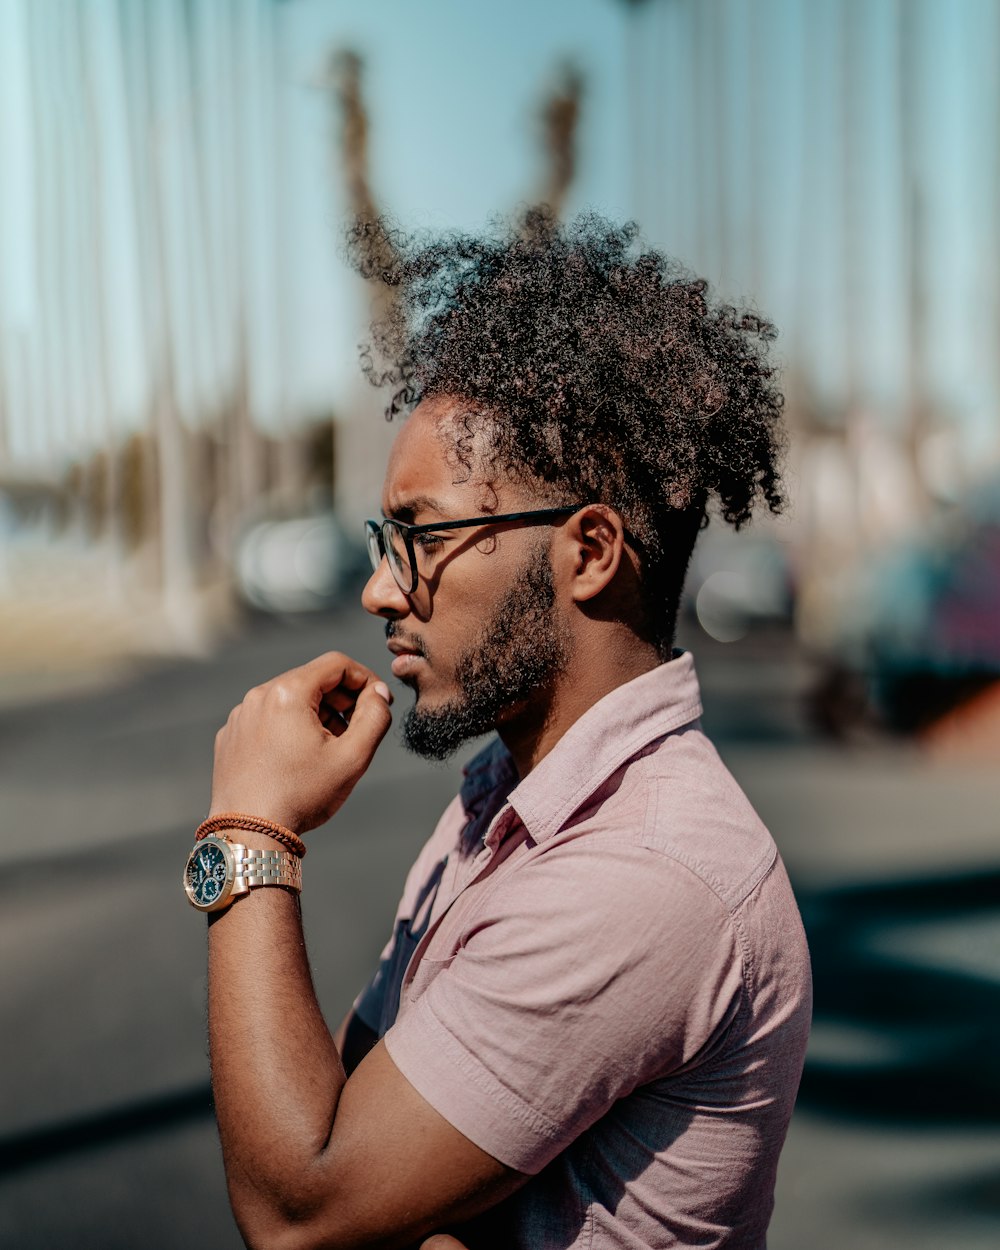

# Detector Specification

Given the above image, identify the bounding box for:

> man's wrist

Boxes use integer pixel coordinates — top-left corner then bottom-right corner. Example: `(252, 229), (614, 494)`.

(197, 812), (307, 859)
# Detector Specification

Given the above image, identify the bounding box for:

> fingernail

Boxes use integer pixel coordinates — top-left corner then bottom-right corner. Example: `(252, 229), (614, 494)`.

(373, 681), (392, 704)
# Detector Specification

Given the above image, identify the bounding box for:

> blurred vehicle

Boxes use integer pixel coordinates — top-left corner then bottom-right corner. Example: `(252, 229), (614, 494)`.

(234, 512), (369, 614)
(813, 477), (1000, 736)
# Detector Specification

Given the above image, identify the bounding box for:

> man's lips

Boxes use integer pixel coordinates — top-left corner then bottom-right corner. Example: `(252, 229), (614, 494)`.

(386, 634), (426, 679)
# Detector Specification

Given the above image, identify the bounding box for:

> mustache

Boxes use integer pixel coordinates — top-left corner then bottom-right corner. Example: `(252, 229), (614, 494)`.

(385, 621), (427, 658)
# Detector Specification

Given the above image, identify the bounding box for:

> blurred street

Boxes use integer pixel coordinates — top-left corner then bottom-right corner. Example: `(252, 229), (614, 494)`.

(1, 601), (998, 1250)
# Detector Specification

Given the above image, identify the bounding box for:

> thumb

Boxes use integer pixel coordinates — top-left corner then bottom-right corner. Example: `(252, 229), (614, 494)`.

(420, 1238), (469, 1250)
(338, 680), (393, 770)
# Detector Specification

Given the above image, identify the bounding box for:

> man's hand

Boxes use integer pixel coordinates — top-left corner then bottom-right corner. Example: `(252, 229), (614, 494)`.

(209, 651), (393, 834)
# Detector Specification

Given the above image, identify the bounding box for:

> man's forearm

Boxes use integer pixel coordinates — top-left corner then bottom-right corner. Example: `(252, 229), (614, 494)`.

(208, 872), (346, 1241)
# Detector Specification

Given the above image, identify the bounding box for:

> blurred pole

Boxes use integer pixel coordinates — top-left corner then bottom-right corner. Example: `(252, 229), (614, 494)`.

(621, 0), (652, 225)
(0, 0), (32, 469)
(5, 1), (41, 471)
(898, 0), (930, 514)
(229, 0), (266, 521)
(203, 0), (264, 553)
(839, 0), (861, 516)
(143, 1), (205, 646)
(47, 0), (92, 534)
(179, 0), (222, 565)
(788, 1), (847, 647)
(173, 0), (224, 578)
(78, 0), (126, 598)
(269, 0), (303, 508)
(204, 0), (240, 562)
(690, 0), (710, 269)
(322, 48), (400, 525)
(326, 48), (399, 323)
(789, 0), (815, 376)
(706, 1), (728, 282)
(537, 63), (584, 220)
(742, 0), (761, 298)
(68, 9), (106, 544)
(652, 0), (670, 248)
(118, 0), (162, 588)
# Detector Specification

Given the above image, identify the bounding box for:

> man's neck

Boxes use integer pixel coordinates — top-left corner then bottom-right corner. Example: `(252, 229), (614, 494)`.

(499, 634), (663, 777)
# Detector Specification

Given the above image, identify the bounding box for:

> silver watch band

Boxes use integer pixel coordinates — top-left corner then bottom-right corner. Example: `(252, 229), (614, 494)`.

(232, 845), (302, 894)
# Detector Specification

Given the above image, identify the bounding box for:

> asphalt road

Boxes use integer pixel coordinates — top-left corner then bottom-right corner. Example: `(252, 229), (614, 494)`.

(1, 601), (998, 1249)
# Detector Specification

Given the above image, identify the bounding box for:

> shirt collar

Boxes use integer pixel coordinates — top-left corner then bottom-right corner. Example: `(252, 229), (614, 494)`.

(458, 651), (703, 847)
(508, 650), (703, 843)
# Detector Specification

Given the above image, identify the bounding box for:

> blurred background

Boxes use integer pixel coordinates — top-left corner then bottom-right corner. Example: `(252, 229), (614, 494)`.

(0, 1), (998, 1246)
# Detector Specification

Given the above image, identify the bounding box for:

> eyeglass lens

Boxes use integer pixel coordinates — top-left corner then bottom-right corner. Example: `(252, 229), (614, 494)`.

(366, 520), (413, 592)
(365, 523), (382, 573)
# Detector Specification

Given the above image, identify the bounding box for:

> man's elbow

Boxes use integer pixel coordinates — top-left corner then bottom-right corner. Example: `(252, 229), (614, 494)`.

(237, 1216), (404, 1250)
(229, 1179), (388, 1250)
(234, 1208), (339, 1250)
(228, 1181), (334, 1250)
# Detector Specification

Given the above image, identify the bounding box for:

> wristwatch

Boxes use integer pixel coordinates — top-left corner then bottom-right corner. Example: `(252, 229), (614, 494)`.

(183, 835), (302, 912)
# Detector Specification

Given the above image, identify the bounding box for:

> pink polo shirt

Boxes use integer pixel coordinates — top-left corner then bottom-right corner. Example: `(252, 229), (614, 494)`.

(355, 652), (812, 1248)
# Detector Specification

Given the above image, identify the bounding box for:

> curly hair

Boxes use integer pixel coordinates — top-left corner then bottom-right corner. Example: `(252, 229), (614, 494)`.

(349, 208), (786, 655)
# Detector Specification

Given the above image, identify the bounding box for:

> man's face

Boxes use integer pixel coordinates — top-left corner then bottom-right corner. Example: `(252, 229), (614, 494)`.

(361, 396), (572, 760)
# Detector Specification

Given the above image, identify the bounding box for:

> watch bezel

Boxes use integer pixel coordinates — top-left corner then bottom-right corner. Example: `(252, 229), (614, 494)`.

(184, 835), (239, 912)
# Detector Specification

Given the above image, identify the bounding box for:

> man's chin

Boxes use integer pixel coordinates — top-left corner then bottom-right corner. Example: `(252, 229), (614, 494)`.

(400, 700), (494, 762)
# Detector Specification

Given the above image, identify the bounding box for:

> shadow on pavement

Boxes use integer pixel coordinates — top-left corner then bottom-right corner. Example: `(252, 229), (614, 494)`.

(896, 1165), (1000, 1224)
(798, 866), (1000, 1127)
(0, 1082), (212, 1177)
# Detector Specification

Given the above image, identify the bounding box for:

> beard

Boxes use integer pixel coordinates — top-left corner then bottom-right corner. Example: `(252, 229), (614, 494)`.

(399, 545), (572, 761)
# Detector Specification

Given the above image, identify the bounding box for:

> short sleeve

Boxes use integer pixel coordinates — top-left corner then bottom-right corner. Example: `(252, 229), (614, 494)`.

(383, 838), (745, 1174)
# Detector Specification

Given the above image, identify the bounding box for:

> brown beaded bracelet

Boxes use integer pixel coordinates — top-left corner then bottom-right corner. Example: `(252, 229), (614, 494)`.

(195, 812), (307, 859)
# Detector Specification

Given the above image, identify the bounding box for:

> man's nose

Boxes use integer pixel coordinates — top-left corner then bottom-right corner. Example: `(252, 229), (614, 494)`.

(361, 556), (411, 619)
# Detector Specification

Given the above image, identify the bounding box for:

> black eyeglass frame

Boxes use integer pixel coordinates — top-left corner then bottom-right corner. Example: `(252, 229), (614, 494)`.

(365, 505), (586, 594)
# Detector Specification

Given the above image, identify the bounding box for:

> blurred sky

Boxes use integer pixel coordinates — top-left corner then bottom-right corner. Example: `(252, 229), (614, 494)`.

(1, 0), (999, 476)
(0, 0), (631, 455)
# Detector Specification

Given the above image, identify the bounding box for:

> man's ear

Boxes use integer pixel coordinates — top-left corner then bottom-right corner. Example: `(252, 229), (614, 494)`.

(562, 506), (627, 603)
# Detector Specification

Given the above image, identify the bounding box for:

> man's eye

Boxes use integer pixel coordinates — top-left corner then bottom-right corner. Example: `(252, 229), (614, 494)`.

(414, 534), (445, 550)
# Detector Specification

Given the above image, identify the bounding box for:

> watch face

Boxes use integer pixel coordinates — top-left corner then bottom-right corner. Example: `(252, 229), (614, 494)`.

(184, 838), (234, 911)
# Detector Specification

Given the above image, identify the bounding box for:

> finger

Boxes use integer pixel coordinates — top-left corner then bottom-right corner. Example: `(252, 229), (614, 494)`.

(420, 1237), (469, 1250)
(299, 651), (378, 696)
(334, 681), (393, 771)
(257, 653), (374, 714)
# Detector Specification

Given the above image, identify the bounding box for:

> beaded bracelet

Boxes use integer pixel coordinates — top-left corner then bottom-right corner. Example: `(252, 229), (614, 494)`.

(195, 812), (307, 859)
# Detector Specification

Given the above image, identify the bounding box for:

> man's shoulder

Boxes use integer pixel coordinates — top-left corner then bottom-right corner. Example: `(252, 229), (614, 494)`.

(567, 724), (779, 913)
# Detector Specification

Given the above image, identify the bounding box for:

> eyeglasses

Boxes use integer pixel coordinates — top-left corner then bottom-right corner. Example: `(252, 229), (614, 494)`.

(365, 505), (584, 594)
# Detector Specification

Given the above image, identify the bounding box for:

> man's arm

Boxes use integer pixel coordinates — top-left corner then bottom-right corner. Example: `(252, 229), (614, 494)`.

(204, 653), (525, 1249)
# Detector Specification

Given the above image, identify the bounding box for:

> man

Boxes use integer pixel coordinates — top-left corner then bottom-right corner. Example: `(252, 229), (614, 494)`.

(189, 212), (811, 1249)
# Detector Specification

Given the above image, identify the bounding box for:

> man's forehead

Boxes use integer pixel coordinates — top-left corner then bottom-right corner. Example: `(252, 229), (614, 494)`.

(381, 396), (490, 518)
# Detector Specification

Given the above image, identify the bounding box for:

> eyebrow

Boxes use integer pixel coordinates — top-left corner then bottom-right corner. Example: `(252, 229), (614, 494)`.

(385, 494), (448, 524)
